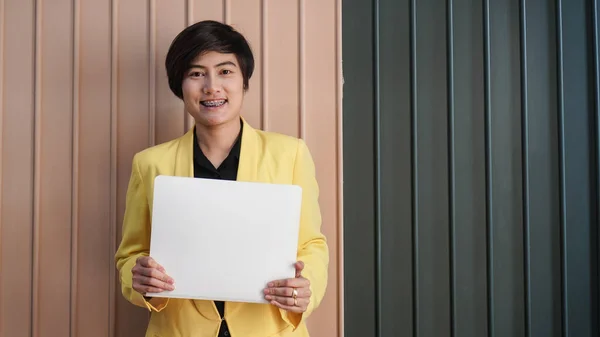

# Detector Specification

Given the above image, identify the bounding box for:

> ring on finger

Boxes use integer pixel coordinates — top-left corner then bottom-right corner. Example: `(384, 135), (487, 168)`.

(294, 297), (298, 306)
(292, 288), (298, 299)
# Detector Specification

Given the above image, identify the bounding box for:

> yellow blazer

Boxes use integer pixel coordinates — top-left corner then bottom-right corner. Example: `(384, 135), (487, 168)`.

(115, 118), (329, 337)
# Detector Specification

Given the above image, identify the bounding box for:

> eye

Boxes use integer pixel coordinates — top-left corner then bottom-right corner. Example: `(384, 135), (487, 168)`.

(189, 71), (203, 77)
(221, 69), (233, 75)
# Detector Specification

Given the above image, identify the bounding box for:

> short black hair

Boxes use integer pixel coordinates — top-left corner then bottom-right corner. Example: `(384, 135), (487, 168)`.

(165, 20), (255, 99)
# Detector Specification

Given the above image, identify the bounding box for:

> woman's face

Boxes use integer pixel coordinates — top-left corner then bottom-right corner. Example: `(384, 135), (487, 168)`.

(181, 51), (245, 127)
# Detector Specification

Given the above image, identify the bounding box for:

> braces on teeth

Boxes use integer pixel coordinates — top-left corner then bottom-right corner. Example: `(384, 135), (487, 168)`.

(203, 100), (226, 107)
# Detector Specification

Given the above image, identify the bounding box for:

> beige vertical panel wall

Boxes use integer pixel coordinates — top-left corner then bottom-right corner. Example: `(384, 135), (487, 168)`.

(0, 1), (343, 336)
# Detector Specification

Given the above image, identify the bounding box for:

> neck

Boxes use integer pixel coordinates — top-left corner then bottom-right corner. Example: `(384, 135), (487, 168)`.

(195, 118), (241, 162)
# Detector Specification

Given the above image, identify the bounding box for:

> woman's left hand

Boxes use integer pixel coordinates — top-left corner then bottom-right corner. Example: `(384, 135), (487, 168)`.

(264, 261), (311, 313)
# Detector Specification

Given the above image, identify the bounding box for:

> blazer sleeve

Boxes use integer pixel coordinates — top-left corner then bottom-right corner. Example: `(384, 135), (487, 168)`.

(114, 153), (169, 312)
(281, 139), (330, 329)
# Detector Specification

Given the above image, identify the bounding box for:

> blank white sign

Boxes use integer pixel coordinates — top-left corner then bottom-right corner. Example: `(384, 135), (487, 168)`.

(147, 175), (302, 304)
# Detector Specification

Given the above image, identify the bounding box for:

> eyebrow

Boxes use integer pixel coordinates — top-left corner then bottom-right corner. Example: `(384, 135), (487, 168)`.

(188, 61), (237, 69)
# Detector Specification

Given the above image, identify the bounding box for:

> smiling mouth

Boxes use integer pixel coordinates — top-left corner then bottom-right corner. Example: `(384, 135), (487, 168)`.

(200, 99), (227, 107)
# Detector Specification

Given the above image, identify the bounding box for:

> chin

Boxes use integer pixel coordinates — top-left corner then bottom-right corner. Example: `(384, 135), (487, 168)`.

(197, 112), (237, 127)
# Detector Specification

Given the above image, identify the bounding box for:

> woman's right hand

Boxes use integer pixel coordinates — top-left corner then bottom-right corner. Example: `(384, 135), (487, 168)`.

(132, 256), (175, 295)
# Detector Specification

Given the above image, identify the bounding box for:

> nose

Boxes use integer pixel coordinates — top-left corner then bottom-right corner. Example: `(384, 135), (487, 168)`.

(202, 75), (221, 94)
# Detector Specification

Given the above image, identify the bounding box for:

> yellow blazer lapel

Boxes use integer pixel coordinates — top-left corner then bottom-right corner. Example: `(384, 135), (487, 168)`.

(174, 127), (194, 178)
(237, 117), (268, 183)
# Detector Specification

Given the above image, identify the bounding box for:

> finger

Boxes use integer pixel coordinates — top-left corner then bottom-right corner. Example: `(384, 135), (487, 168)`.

(268, 277), (310, 289)
(134, 275), (175, 291)
(145, 275), (175, 291)
(263, 287), (312, 298)
(265, 295), (295, 307)
(295, 261), (305, 276)
(138, 256), (165, 272)
(131, 264), (174, 285)
(269, 298), (309, 313)
(133, 284), (166, 294)
(139, 266), (175, 285)
(265, 295), (310, 309)
(136, 256), (151, 267)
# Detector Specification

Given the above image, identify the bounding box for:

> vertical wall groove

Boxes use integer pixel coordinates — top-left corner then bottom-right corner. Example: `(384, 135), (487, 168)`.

(223, 0), (230, 23)
(148, 0), (156, 147)
(409, 0), (418, 336)
(519, 1), (531, 336)
(482, 0), (494, 336)
(298, 0), (305, 140)
(556, 0), (595, 334)
(446, 0), (456, 336)
(184, 0), (193, 133)
(32, 0), (42, 335)
(555, 0), (568, 335)
(593, 0), (600, 334)
(335, 0), (344, 334)
(260, 0), (268, 130)
(70, 0), (80, 336)
(372, 0), (382, 336)
(108, 0), (118, 335)
(0, 0), (4, 330)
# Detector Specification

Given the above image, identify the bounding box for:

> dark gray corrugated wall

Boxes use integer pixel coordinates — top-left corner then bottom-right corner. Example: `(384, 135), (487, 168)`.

(342, 0), (600, 336)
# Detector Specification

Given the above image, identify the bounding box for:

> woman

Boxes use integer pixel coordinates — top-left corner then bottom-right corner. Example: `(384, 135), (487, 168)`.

(114, 20), (329, 337)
